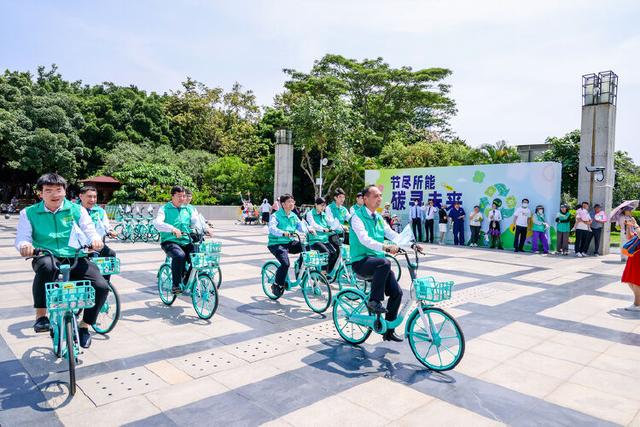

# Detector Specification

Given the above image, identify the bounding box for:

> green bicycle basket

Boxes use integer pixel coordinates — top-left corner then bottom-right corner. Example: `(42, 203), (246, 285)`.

(205, 253), (221, 266)
(413, 277), (454, 302)
(190, 253), (210, 269)
(201, 241), (222, 253)
(91, 257), (121, 275)
(45, 281), (96, 312)
(302, 250), (328, 268)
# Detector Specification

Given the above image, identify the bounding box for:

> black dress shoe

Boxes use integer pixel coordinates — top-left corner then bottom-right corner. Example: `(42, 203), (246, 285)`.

(366, 300), (387, 314)
(33, 316), (50, 333)
(78, 327), (92, 349)
(271, 283), (285, 297)
(383, 330), (404, 342)
(171, 286), (182, 294)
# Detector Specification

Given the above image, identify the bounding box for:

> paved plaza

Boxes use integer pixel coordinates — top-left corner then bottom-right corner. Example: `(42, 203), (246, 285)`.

(1, 218), (640, 426)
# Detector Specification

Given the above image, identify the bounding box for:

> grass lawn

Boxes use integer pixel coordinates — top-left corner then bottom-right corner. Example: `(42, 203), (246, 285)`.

(569, 230), (620, 247)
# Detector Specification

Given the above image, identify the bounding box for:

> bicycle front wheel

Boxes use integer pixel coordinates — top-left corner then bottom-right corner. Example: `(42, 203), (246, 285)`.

(192, 272), (219, 319)
(302, 271), (332, 313)
(64, 315), (76, 395)
(93, 282), (120, 334)
(406, 306), (465, 371)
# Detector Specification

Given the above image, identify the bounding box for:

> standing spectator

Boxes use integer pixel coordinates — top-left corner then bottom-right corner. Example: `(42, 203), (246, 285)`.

(409, 201), (423, 242)
(620, 220), (640, 310)
(512, 198), (531, 252)
(591, 204), (607, 256)
(532, 205), (550, 254)
(620, 207), (638, 263)
(574, 201), (592, 257)
(438, 204), (449, 245)
(488, 202), (503, 249)
(260, 199), (271, 225)
(423, 199), (436, 244)
(382, 202), (392, 225)
(468, 206), (483, 247)
(555, 204), (571, 255)
(448, 201), (466, 246)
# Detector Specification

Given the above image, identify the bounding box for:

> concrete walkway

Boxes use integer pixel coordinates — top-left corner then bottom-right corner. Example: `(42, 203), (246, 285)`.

(1, 218), (639, 426)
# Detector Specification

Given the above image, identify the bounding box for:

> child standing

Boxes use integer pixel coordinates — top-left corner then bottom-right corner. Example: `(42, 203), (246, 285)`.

(532, 205), (550, 254)
(555, 204), (571, 255)
(438, 204), (448, 244)
(488, 202), (503, 249)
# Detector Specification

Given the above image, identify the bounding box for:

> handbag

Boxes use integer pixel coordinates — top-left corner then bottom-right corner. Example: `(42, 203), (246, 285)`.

(622, 233), (640, 258)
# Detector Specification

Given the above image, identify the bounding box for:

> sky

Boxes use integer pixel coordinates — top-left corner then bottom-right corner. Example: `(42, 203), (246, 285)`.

(1, 0), (638, 161)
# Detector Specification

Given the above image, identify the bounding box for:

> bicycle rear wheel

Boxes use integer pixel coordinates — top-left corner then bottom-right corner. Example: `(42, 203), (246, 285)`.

(93, 282), (120, 334)
(64, 314), (76, 395)
(157, 264), (177, 305)
(332, 289), (371, 344)
(406, 306), (465, 371)
(302, 271), (332, 313)
(261, 261), (283, 300)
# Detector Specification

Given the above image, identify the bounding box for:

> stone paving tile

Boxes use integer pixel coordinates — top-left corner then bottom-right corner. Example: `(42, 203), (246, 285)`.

(390, 399), (506, 426)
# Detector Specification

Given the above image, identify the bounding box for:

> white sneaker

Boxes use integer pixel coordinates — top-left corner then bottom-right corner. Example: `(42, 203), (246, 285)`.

(576, 253), (583, 257)
(624, 304), (640, 312)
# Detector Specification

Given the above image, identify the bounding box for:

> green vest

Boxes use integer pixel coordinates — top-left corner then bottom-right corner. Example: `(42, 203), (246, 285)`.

(349, 208), (385, 262)
(351, 204), (363, 215)
(85, 205), (107, 235)
(159, 202), (192, 245)
(309, 210), (330, 244)
(556, 212), (571, 233)
(25, 199), (85, 258)
(268, 209), (300, 246)
(329, 202), (348, 225)
(533, 213), (546, 232)
(185, 204), (196, 215)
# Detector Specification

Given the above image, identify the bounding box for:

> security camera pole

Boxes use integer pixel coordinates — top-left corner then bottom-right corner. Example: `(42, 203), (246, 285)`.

(578, 71), (618, 255)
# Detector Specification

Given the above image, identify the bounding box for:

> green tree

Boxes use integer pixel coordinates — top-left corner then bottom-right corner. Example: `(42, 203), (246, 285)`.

(203, 156), (255, 205)
(613, 151), (640, 207)
(478, 140), (521, 164)
(111, 162), (194, 203)
(538, 130), (581, 200)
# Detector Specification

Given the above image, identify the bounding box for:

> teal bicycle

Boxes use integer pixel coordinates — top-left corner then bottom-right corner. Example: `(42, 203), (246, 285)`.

(156, 230), (221, 319)
(261, 233), (332, 313)
(31, 248), (96, 395)
(332, 246), (465, 371)
(89, 255), (121, 334)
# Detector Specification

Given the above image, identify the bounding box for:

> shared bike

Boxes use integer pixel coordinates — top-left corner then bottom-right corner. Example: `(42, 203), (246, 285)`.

(261, 233), (332, 313)
(156, 229), (221, 319)
(332, 246), (465, 371)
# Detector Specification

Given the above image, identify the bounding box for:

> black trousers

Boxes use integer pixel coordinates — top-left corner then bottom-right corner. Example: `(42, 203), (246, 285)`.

(592, 228), (602, 254)
(351, 257), (403, 323)
(32, 256), (109, 325)
(411, 218), (423, 242)
(424, 219), (434, 243)
(514, 225), (527, 251)
(268, 241), (303, 287)
(311, 241), (339, 273)
(97, 244), (117, 282)
(470, 226), (481, 245)
(161, 241), (195, 287)
(575, 229), (592, 254)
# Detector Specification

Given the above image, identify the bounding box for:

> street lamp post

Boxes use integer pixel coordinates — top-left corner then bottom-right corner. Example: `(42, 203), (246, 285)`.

(318, 157), (328, 197)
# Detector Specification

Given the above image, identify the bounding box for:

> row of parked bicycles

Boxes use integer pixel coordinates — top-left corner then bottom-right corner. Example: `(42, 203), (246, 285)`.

(35, 227), (223, 395)
(112, 205), (160, 243)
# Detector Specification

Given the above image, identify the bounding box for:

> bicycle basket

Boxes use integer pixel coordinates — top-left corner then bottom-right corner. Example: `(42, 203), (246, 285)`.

(45, 281), (96, 312)
(91, 257), (121, 275)
(190, 253), (210, 269)
(302, 250), (328, 268)
(340, 245), (351, 263)
(201, 241), (222, 253)
(205, 253), (221, 266)
(413, 277), (454, 302)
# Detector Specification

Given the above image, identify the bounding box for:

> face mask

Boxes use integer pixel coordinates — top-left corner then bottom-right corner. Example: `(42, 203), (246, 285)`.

(537, 210), (543, 214)
(522, 203), (528, 208)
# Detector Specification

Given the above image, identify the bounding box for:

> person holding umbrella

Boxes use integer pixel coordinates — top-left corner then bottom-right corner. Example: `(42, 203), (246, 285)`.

(610, 200), (639, 262)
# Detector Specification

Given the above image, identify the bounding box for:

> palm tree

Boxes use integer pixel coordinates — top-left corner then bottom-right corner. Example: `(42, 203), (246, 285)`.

(479, 140), (521, 164)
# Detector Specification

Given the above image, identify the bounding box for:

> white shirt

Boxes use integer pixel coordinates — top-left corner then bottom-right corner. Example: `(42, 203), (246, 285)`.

(305, 210), (328, 233)
(410, 205), (421, 220)
(489, 209), (502, 222)
(350, 207), (401, 252)
(469, 212), (483, 226)
(575, 208), (591, 231)
(15, 202), (100, 251)
(423, 205), (436, 220)
(513, 207), (531, 227)
(325, 205), (347, 230)
(260, 202), (271, 213)
(153, 203), (199, 233)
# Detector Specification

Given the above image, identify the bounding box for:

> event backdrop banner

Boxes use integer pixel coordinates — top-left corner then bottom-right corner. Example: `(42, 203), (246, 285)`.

(365, 162), (562, 250)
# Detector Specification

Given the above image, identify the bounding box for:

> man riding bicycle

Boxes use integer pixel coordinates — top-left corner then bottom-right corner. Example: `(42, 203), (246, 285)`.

(153, 186), (210, 294)
(78, 185), (117, 281)
(15, 173), (109, 348)
(349, 185), (422, 342)
(349, 192), (364, 216)
(326, 188), (350, 245)
(267, 193), (306, 294)
(305, 197), (339, 274)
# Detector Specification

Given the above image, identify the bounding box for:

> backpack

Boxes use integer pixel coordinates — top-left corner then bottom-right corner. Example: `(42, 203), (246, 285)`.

(622, 234), (640, 258)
